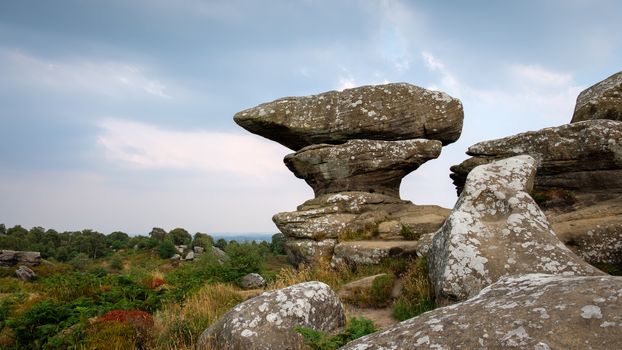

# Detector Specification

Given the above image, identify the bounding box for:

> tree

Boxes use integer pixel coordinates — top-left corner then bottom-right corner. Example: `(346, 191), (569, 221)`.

(270, 233), (286, 254)
(0, 223), (6, 235)
(107, 231), (130, 250)
(193, 232), (213, 249)
(215, 238), (228, 250)
(169, 228), (191, 246)
(149, 227), (168, 242)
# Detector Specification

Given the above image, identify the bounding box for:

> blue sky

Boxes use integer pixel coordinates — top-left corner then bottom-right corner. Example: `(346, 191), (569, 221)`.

(0, 0), (620, 235)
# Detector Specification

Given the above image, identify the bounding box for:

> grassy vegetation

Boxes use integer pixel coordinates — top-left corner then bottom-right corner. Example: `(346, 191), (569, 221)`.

(392, 257), (436, 321)
(295, 316), (377, 350)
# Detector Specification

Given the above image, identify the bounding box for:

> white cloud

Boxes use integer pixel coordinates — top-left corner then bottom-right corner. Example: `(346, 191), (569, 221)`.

(510, 64), (573, 87)
(0, 49), (172, 99)
(97, 119), (290, 178)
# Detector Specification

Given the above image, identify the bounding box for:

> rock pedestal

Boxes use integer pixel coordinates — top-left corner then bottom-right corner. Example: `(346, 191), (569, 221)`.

(234, 83), (463, 266)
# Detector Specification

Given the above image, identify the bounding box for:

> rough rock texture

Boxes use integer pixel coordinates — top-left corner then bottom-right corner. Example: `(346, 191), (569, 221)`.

(450, 120), (622, 195)
(197, 281), (345, 350)
(571, 71), (622, 123)
(284, 239), (337, 266)
(185, 251), (195, 261)
(332, 241), (419, 267)
(431, 156), (602, 302)
(340, 274), (622, 350)
(549, 197), (622, 265)
(234, 83), (464, 150)
(0, 250), (41, 267)
(193, 246), (205, 254)
(240, 273), (266, 289)
(274, 192), (448, 241)
(284, 139), (441, 197)
(15, 265), (36, 281)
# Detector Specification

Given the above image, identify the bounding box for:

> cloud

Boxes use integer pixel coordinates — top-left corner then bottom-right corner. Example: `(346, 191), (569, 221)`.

(0, 49), (172, 99)
(97, 119), (290, 178)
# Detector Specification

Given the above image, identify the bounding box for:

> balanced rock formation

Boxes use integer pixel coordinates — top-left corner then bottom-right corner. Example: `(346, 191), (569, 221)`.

(431, 156), (602, 302)
(571, 71), (622, 123)
(341, 274), (622, 350)
(284, 139), (441, 197)
(234, 83), (463, 150)
(234, 83), (462, 266)
(0, 250), (41, 267)
(449, 72), (622, 267)
(197, 281), (345, 350)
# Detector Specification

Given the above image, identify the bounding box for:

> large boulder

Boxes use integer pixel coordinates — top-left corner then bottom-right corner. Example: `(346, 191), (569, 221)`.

(450, 120), (622, 196)
(284, 139), (441, 198)
(197, 281), (346, 350)
(0, 250), (41, 267)
(340, 274), (622, 350)
(431, 156), (602, 302)
(571, 71), (622, 123)
(234, 83), (463, 150)
(331, 240), (419, 268)
(284, 238), (337, 266)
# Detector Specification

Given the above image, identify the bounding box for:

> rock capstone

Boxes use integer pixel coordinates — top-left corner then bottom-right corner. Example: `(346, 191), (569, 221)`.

(197, 281), (345, 350)
(571, 71), (622, 123)
(234, 83), (463, 150)
(431, 156), (602, 302)
(340, 274), (622, 350)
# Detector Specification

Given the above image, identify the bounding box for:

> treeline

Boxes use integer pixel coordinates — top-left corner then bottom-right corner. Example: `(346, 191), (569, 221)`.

(0, 223), (286, 262)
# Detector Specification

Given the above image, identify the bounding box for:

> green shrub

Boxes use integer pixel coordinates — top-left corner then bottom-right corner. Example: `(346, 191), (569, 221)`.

(109, 256), (124, 271)
(400, 225), (421, 240)
(296, 317), (377, 350)
(392, 257), (436, 321)
(370, 274), (395, 307)
(69, 253), (91, 271)
(157, 240), (176, 259)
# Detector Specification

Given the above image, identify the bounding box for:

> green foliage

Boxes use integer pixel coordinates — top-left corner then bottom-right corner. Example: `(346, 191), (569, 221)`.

(69, 253), (91, 271)
(215, 238), (228, 250)
(400, 224), (421, 240)
(149, 227), (168, 242)
(222, 242), (266, 281)
(107, 231), (130, 250)
(109, 255), (124, 271)
(392, 257), (436, 321)
(0, 223), (6, 235)
(296, 317), (377, 350)
(169, 228), (191, 246)
(157, 240), (176, 259)
(270, 233), (286, 254)
(370, 274), (395, 307)
(193, 232), (214, 250)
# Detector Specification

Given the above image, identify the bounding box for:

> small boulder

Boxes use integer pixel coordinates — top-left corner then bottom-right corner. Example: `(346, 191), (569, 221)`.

(571, 71), (622, 123)
(170, 254), (181, 261)
(240, 273), (266, 289)
(431, 156), (602, 302)
(211, 246), (228, 264)
(193, 246), (205, 254)
(341, 274), (622, 350)
(15, 265), (36, 281)
(197, 281), (346, 350)
(185, 251), (195, 261)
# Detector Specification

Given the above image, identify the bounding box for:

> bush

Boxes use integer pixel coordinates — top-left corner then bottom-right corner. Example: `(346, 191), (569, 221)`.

(157, 240), (176, 259)
(296, 317), (377, 350)
(109, 256), (124, 271)
(392, 257), (436, 321)
(69, 253), (91, 271)
(370, 274), (395, 307)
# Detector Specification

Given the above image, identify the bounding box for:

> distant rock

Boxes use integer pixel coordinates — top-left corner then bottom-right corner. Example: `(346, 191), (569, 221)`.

(332, 240), (419, 268)
(15, 265), (36, 281)
(197, 281), (345, 350)
(185, 251), (195, 261)
(211, 246), (228, 264)
(240, 273), (266, 289)
(571, 71), (622, 123)
(193, 246), (205, 254)
(284, 139), (441, 197)
(234, 83), (463, 150)
(170, 254), (181, 261)
(340, 274), (622, 350)
(431, 156), (602, 302)
(0, 250), (41, 267)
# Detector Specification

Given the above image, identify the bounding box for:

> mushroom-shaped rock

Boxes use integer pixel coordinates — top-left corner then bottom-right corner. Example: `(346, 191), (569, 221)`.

(431, 156), (602, 302)
(284, 139), (442, 198)
(234, 83), (464, 150)
(572, 71), (622, 123)
(197, 281), (345, 350)
(340, 274), (622, 350)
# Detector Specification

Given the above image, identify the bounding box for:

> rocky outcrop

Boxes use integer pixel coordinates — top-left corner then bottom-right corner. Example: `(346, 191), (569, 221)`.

(235, 83), (462, 266)
(15, 265), (36, 281)
(432, 156), (602, 302)
(240, 273), (266, 289)
(340, 274), (622, 350)
(0, 250), (41, 267)
(234, 83), (463, 150)
(284, 139), (441, 197)
(197, 281), (345, 350)
(571, 71), (622, 123)
(332, 241), (419, 268)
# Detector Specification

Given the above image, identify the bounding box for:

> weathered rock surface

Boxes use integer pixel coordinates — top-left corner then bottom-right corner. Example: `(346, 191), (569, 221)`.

(332, 240), (419, 267)
(284, 238), (337, 266)
(185, 251), (195, 260)
(340, 274), (622, 350)
(234, 83), (464, 150)
(211, 246), (228, 264)
(15, 265), (36, 281)
(450, 120), (622, 195)
(274, 192), (448, 241)
(431, 156), (602, 302)
(197, 281), (345, 350)
(549, 197), (622, 265)
(193, 246), (205, 254)
(0, 250), (41, 267)
(571, 71), (622, 123)
(284, 139), (442, 197)
(240, 273), (266, 289)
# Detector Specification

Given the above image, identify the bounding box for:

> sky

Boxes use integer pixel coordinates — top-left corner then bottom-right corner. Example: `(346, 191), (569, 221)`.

(0, 0), (620, 235)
